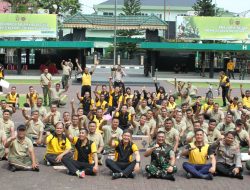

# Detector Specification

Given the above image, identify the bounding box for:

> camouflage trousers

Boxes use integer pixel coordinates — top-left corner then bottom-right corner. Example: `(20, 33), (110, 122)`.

(145, 162), (177, 178)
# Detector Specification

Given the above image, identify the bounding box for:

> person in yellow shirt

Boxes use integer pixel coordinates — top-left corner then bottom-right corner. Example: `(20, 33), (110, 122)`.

(26, 86), (39, 109)
(218, 71), (230, 107)
(106, 130), (141, 179)
(6, 86), (19, 109)
(76, 58), (97, 97)
(63, 127), (98, 178)
(227, 59), (235, 79)
(181, 129), (216, 180)
(240, 84), (250, 110)
(0, 64), (4, 94)
(108, 77), (123, 114)
(95, 93), (108, 113)
(77, 91), (95, 115)
(44, 122), (72, 166)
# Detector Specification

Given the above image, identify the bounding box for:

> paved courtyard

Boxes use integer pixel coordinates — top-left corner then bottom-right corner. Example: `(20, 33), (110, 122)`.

(0, 72), (250, 190)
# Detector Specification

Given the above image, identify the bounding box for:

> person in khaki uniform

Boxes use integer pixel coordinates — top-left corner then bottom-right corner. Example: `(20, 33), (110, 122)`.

(0, 130), (7, 160)
(234, 119), (250, 152)
(5, 125), (39, 172)
(206, 119), (222, 145)
(61, 60), (71, 89)
(24, 110), (44, 146)
(158, 118), (179, 153)
(100, 117), (123, 151)
(131, 114), (150, 136)
(206, 103), (224, 124)
(217, 113), (235, 135)
(67, 115), (80, 138)
(186, 121), (208, 144)
(0, 109), (15, 138)
(146, 110), (157, 138)
(43, 104), (61, 133)
(87, 121), (104, 164)
(40, 68), (52, 106)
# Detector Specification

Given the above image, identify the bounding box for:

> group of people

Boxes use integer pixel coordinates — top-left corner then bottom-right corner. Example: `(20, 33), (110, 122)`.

(0, 59), (250, 182)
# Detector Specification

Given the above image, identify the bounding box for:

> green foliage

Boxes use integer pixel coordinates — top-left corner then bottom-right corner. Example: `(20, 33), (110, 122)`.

(37, 0), (81, 16)
(5, 0), (37, 13)
(117, 0), (141, 59)
(192, 0), (217, 16)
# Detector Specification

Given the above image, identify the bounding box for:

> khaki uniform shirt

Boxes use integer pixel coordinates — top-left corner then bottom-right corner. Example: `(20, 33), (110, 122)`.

(8, 137), (33, 158)
(62, 65), (71, 75)
(102, 125), (123, 147)
(0, 118), (14, 138)
(40, 73), (52, 86)
(0, 130), (6, 150)
(68, 125), (79, 137)
(217, 122), (235, 133)
(45, 111), (61, 125)
(173, 119), (187, 133)
(207, 110), (225, 124)
(206, 128), (222, 144)
(88, 132), (104, 148)
(158, 127), (179, 147)
(26, 119), (44, 138)
(133, 121), (150, 136)
(146, 118), (156, 131)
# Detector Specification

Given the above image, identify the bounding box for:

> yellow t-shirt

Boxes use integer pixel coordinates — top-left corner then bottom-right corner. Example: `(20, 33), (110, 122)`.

(220, 75), (230, 87)
(92, 115), (104, 133)
(109, 90), (123, 107)
(96, 100), (108, 111)
(114, 140), (138, 162)
(227, 61), (235, 70)
(167, 102), (176, 111)
(72, 137), (97, 164)
(243, 96), (250, 108)
(46, 134), (71, 155)
(82, 73), (91, 86)
(7, 93), (18, 103)
(188, 142), (210, 165)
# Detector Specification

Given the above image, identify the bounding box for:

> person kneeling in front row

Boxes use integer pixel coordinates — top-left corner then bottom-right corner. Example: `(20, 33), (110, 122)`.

(105, 130), (140, 180)
(63, 128), (98, 178)
(144, 131), (177, 181)
(5, 125), (39, 172)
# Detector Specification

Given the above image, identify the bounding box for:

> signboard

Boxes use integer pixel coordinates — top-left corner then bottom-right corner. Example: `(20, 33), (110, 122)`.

(176, 16), (250, 40)
(0, 13), (57, 38)
(132, 135), (150, 151)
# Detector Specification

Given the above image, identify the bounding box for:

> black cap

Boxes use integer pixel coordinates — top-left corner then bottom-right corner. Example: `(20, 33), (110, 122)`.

(235, 119), (243, 126)
(17, 125), (26, 131)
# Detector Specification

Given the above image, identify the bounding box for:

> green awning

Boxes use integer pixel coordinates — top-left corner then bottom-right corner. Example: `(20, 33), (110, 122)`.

(87, 37), (144, 43)
(140, 42), (250, 51)
(0, 41), (94, 49)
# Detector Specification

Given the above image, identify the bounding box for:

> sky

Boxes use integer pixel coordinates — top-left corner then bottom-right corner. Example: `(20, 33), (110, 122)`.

(79, 0), (250, 15)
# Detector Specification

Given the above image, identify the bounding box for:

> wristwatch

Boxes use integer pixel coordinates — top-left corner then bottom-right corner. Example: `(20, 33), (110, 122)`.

(136, 161), (141, 164)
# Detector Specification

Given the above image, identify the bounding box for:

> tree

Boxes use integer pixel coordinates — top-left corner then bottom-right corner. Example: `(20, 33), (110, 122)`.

(117, 0), (141, 59)
(192, 0), (217, 16)
(37, 0), (81, 16)
(5, 0), (37, 13)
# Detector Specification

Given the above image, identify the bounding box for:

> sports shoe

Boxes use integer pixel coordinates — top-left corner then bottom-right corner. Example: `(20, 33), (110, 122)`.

(161, 173), (175, 181)
(8, 165), (16, 172)
(76, 170), (85, 178)
(112, 173), (122, 180)
(186, 172), (192, 179)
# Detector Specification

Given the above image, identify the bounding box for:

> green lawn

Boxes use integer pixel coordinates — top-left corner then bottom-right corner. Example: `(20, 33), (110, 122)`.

(5, 79), (61, 85)
(168, 81), (250, 89)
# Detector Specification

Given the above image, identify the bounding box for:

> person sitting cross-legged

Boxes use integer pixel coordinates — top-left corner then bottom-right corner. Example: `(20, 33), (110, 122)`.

(144, 131), (177, 181)
(105, 129), (141, 180)
(44, 122), (72, 166)
(182, 128), (216, 180)
(5, 125), (39, 172)
(63, 127), (99, 178)
(212, 131), (244, 180)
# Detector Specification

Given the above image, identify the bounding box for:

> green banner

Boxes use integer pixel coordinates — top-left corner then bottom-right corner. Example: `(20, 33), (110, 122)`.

(176, 16), (250, 40)
(0, 13), (57, 38)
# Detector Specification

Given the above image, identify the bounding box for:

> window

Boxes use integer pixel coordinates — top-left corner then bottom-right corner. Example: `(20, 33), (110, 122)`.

(103, 12), (113, 16)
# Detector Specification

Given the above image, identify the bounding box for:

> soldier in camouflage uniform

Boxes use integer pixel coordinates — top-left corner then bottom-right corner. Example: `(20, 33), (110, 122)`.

(144, 131), (177, 181)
